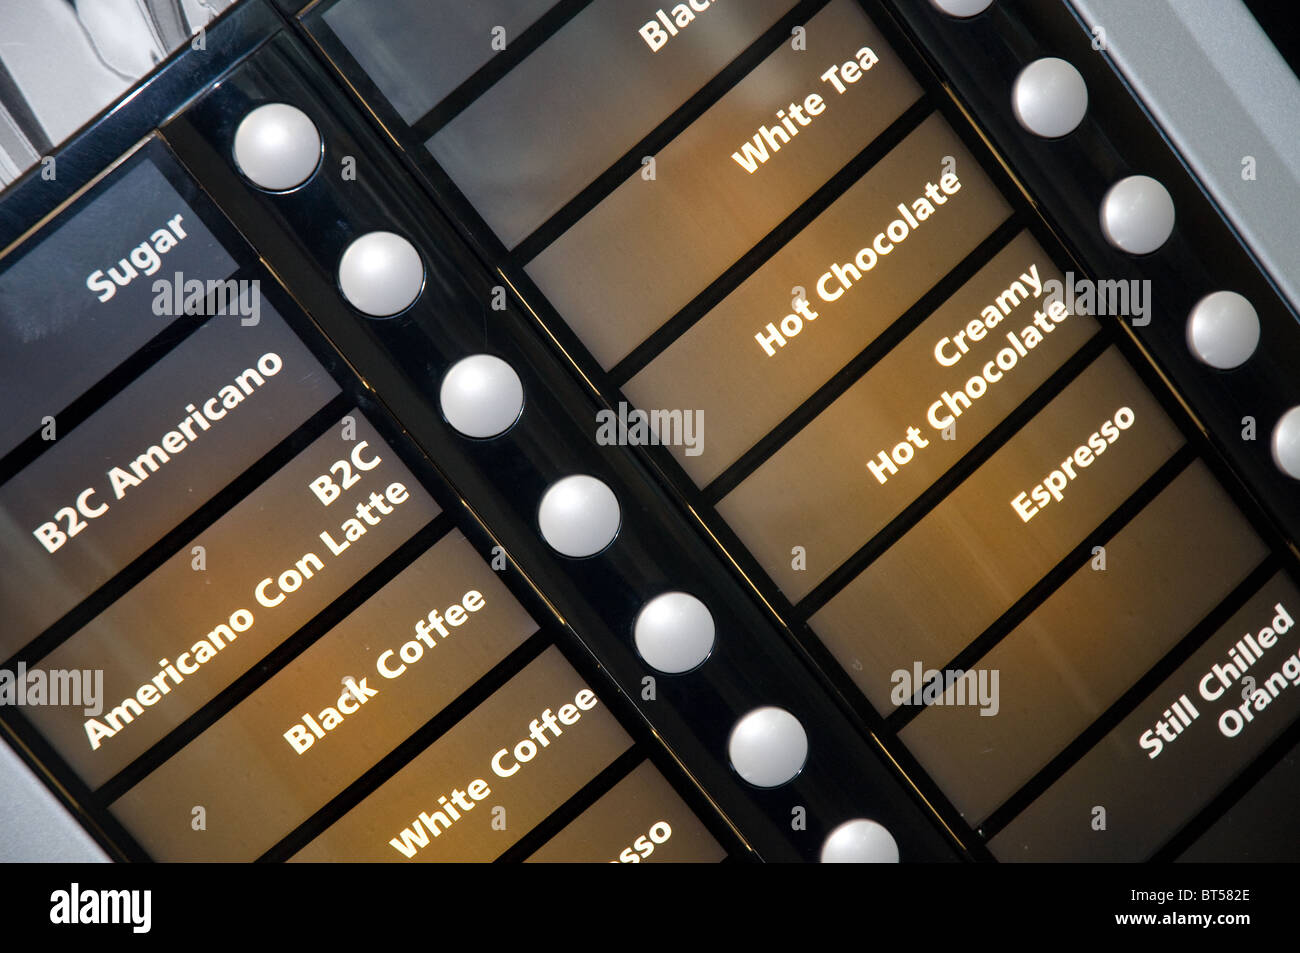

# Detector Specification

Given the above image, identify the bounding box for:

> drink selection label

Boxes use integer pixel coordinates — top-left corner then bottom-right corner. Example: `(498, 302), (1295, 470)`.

(810, 348), (1185, 712)
(25, 412), (440, 788)
(0, 306), (339, 653)
(110, 532), (536, 861)
(528, 0), (922, 367)
(290, 646), (632, 861)
(624, 113), (1011, 486)
(526, 760), (725, 863)
(0, 153), (237, 459)
(718, 231), (1097, 600)
(901, 462), (1267, 824)
(428, 0), (793, 247)
(992, 571), (1299, 861)
(321, 0), (560, 123)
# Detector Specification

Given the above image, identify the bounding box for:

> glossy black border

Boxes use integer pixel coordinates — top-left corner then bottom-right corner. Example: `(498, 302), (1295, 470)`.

(295, 0), (1300, 860)
(155, 25), (965, 861)
(0, 83), (748, 864)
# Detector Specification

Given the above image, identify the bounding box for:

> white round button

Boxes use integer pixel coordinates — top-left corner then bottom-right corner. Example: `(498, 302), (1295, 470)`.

(537, 475), (621, 558)
(337, 232), (425, 317)
(727, 707), (808, 788)
(439, 355), (524, 438)
(1271, 407), (1300, 480)
(1100, 175), (1175, 254)
(820, 819), (900, 863)
(929, 0), (993, 16)
(232, 103), (322, 192)
(1012, 58), (1088, 138)
(634, 592), (715, 674)
(1185, 291), (1260, 369)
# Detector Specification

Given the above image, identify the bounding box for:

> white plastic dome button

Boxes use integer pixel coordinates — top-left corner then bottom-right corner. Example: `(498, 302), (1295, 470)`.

(232, 103), (322, 191)
(1012, 58), (1088, 138)
(537, 475), (621, 557)
(1271, 407), (1300, 479)
(634, 592), (715, 674)
(727, 707), (808, 788)
(1185, 291), (1260, 369)
(820, 819), (900, 863)
(337, 231), (425, 317)
(930, 0), (993, 16)
(1100, 175), (1175, 254)
(439, 355), (524, 438)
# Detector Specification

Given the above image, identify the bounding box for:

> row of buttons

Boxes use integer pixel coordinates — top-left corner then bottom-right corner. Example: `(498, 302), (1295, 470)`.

(931, 0), (1300, 481)
(230, 100), (897, 862)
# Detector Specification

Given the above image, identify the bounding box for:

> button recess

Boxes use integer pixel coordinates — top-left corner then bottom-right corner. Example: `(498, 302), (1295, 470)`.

(1099, 175), (1175, 254)
(1012, 58), (1088, 138)
(727, 707), (808, 788)
(930, 0), (993, 17)
(337, 231), (425, 317)
(439, 355), (524, 438)
(537, 475), (621, 557)
(1271, 407), (1300, 479)
(819, 819), (900, 863)
(634, 592), (716, 674)
(232, 103), (322, 192)
(1185, 291), (1260, 369)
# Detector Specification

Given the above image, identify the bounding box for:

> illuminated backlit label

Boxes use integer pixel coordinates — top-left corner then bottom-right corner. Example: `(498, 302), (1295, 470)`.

(25, 412), (439, 788)
(290, 647), (632, 862)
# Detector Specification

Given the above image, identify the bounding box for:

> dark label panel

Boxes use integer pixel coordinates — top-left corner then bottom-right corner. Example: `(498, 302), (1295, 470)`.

(525, 760), (725, 863)
(527, 0), (922, 367)
(25, 412), (440, 787)
(290, 647), (632, 861)
(900, 462), (1267, 825)
(109, 532), (536, 861)
(319, 0), (561, 123)
(427, 0), (794, 248)
(810, 348), (1185, 712)
(0, 155), (237, 459)
(992, 571), (1299, 861)
(0, 306), (340, 654)
(1177, 735), (1300, 863)
(718, 231), (1097, 601)
(624, 113), (1012, 485)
